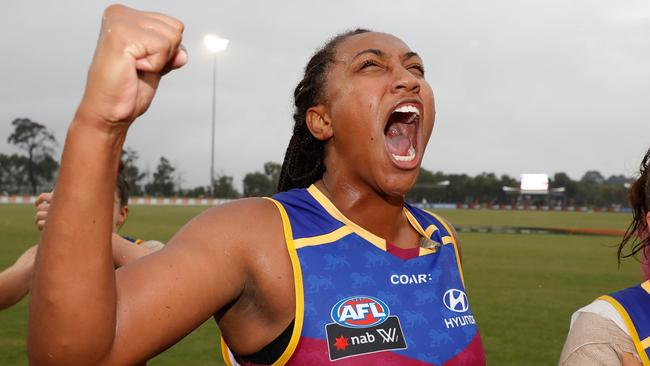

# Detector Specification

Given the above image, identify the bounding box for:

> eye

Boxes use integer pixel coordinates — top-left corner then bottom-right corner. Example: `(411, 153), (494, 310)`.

(408, 64), (425, 77)
(360, 59), (382, 71)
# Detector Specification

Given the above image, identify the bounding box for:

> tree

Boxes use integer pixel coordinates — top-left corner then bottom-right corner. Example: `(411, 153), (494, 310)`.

(580, 170), (605, 184)
(144, 156), (176, 196)
(408, 168), (448, 203)
(243, 172), (273, 197)
(242, 162), (281, 197)
(121, 147), (146, 196)
(183, 185), (207, 198)
(551, 172), (577, 205)
(264, 162), (281, 192)
(7, 118), (58, 193)
(0, 153), (30, 194)
(605, 174), (630, 185)
(212, 174), (240, 198)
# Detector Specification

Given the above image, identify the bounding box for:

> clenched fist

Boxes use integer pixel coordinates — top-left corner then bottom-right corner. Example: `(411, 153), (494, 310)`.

(77, 4), (187, 128)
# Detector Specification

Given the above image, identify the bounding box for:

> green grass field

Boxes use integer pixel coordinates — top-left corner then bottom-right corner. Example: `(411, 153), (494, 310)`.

(0, 205), (641, 365)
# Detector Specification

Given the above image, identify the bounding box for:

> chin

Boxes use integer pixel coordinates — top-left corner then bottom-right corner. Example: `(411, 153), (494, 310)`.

(377, 170), (418, 198)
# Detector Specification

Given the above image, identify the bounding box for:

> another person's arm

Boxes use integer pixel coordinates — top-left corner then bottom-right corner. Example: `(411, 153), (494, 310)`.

(0, 245), (37, 310)
(36, 192), (161, 267)
(111, 234), (163, 267)
(559, 312), (641, 366)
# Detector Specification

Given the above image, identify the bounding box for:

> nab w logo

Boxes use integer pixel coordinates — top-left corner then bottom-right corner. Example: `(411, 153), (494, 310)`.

(443, 289), (468, 312)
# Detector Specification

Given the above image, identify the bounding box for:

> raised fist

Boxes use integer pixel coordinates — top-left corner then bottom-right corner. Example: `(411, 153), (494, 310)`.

(77, 4), (187, 128)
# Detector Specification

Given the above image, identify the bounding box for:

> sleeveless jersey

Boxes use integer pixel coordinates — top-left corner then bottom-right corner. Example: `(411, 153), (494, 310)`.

(598, 280), (650, 365)
(222, 185), (485, 365)
(121, 235), (143, 245)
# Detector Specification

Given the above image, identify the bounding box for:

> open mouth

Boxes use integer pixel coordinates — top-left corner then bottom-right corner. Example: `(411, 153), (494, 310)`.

(384, 104), (420, 166)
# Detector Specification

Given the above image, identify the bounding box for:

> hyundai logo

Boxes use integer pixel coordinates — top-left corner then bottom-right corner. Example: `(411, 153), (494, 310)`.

(443, 289), (468, 312)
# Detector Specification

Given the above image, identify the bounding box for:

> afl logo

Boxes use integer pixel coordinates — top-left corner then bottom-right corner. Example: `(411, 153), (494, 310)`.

(330, 296), (390, 328)
(443, 289), (469, 312)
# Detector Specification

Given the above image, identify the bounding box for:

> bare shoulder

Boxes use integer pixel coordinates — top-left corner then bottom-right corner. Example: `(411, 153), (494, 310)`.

(163, 197), (285, 268)
(168, 197), (281, 247)
(106, 198), (288, 363)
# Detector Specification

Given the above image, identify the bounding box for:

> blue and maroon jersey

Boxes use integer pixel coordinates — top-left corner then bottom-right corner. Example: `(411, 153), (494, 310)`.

(222, 185), (485, 365)
(599, 280), (650, 365)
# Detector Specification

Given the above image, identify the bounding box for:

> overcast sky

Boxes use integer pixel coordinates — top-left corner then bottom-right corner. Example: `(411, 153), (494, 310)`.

(1, 1), (649, 189)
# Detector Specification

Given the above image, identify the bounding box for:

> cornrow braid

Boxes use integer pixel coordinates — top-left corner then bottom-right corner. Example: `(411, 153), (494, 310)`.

(618, 147), (650, 262)
(277, 28), (371, 192)
(116, 160), (130, 207)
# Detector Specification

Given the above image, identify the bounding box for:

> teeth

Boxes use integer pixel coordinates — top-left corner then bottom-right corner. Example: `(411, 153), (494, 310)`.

(394, 105), (420, 115)
(392, 144), (416, 162)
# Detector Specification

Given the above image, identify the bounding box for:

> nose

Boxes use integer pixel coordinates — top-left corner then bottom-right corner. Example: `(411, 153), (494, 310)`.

(390, 66), (420, 95)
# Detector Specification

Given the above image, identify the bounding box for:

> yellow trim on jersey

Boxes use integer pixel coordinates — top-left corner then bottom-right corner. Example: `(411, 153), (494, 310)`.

(642, 336), (650, 350)
(219, 199), (305, 366)
(403, 209), (426, 235)
(426, 211), (465, 287)
(134, 239), (144, 245)
(307, 185), (448, 257)
(294, 226), (353, 249)
(418, 247), (434, 256)
(599, 295), (650, 366)
(220, 342), (234, 366)
(266, 198), (305, 366)
(307, 185), (387, 250)
(642, 280), (650, 295)
(424, 224), (439, 238)
(404, 210), (437, 256)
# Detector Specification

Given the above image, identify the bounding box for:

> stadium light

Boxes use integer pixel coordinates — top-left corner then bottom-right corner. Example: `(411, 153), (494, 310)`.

(204, 34), (229, 189)
(204, 35), (229, 53)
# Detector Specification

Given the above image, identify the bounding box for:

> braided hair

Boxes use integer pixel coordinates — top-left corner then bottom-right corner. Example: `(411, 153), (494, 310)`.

(116, 161), (130, 207)
(618, 147), (650, 262)
(277, 28), (371, 192)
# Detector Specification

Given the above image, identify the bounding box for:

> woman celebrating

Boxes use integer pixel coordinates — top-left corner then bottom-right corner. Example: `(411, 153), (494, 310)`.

(560, 147), (650, 366)
(28, 5), (485, 365)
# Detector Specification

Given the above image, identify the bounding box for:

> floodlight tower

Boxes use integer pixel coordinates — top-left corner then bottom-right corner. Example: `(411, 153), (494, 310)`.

(204, 34), (229, 187)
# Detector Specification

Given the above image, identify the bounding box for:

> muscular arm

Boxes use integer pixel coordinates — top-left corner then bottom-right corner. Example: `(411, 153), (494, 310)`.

(104, 199), (281, 364)
(36, 194), (160, 268)
(27, 6), (289, 365)
(28, 5), (189, 364)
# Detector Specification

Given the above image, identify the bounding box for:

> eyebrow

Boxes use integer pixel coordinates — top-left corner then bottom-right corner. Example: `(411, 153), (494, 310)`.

(351, 49), (421, 62)
(402, 51), (421, 62)
(352, 48), (384, 61)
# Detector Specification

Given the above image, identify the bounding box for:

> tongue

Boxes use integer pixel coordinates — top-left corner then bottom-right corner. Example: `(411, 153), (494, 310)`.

(385, 126), (412, 156)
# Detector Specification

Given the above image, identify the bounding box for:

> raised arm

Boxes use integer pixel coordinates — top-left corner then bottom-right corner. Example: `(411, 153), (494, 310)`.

(29, 7), (291, 365)
(28, 5), (188, 364)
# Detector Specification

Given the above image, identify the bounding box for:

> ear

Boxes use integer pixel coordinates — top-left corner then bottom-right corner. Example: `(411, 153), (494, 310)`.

(116, 206), (129, 229)
(305, 105), (333, 141)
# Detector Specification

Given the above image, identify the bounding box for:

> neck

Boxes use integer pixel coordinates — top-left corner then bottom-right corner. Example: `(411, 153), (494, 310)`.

(317, 173), (418, 248)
